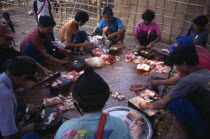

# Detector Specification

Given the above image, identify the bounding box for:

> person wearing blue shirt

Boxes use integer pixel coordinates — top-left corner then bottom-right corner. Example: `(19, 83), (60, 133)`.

(91, 6), (126, 48)
(54, 67), (142, 139)
(186, 15), (208, 48)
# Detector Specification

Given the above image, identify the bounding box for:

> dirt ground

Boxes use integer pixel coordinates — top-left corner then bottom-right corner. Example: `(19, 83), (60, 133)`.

(0, 6), (191, 139)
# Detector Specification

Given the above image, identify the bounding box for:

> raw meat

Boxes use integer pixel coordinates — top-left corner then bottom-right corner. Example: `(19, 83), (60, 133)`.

(125, 49), (135, 62)
(130, 84), (145, 93)
(43, 97), (63, 107)
(44, 112), (58, 125)
(126, 109), (144, 122)
(85, 57), (105, 68)
(100, 54), (115, 65)
(155, 65), (171, 73)
(92, 48), (104, 56)
(111, 92), (125, 101)
(139, 89), (158, 98)
(137, 64), (150, 72)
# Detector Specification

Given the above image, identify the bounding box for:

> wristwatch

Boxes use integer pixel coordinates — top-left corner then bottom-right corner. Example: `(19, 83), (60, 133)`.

(26, 108), (29, 114)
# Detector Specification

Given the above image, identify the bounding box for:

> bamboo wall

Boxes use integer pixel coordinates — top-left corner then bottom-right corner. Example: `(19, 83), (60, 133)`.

(0, 0), (210, 48)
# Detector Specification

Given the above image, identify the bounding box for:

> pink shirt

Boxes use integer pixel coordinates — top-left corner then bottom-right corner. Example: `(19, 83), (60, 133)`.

(134, 21), (160, 38)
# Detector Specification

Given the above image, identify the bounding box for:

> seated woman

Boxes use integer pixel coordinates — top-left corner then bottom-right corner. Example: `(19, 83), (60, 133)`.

(91, 6), (126, 48)
(134, 9), (161, 49)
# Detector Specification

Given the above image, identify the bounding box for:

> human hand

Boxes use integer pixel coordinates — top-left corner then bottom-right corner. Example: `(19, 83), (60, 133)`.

(107, 33), (115, 40)
(150, 80), (160, 86)
(82, 42), (91, 47)
(146, 43), (153, 49)
(43, 69), (53, 76)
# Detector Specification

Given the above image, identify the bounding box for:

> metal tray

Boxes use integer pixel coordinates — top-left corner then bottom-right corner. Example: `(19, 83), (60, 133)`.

(105, 106), (153, 139)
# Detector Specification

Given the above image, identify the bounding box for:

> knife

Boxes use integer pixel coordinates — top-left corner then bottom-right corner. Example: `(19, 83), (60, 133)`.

(38, 72), (61, 85)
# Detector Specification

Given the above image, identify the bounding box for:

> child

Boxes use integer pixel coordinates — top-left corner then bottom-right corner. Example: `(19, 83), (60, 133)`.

(2, 12), (16, 47)
(91, 6), (126, 47)
(134, 9), (161, 48)
(60, 10), (90, 53)
(186, 15), (208, 48)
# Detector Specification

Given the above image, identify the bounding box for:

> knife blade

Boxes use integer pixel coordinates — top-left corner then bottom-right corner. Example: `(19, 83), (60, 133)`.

(38, 72), (61, 85)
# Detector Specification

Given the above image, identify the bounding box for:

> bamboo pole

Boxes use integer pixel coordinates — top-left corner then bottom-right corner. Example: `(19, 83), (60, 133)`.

(97, 0), (101, 23)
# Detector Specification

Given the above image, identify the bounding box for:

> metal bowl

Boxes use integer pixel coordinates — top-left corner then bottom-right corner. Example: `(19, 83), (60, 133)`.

(105, 106), (153, 139)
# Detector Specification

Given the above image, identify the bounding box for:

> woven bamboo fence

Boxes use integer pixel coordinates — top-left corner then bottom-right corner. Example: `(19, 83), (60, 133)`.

(0, 0), (210, 48)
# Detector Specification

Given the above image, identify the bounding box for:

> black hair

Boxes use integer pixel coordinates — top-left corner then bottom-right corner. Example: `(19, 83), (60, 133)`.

(2, 12), (10, 18)
(193, 15), (209, 27)
(168, 44), (199, 66)
(75, 10), (89, 22)
(5, 57), (37, 77)
(79, 103), (105, 113)
(103, 6), (113, 15)
(39, 16), (56, 28)
(142, 9), (155, 21)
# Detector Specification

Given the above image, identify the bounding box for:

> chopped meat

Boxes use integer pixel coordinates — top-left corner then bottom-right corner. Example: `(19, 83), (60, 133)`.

(43, 97), (63, 107)
(92, 48), (104, 56)
(139, 89), (158, 98)
(155, 65), (171, 73)
(125, 49), (135, 62)
(100, 54), (115, 65)
(130, 84), (145, 93)
(137, 64), (150, 72)
(111, 92), (125, 101)
(44, 112), (58, 125)
(126, 109), (144, 122)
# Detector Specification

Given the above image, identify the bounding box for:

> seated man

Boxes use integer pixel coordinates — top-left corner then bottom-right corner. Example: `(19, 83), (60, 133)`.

(186, 15), (208, 48)
(152, 36), (210, 86)
(0, 23), (52, 75)
(55, 67), (142, 139)
(60, 10), (90, 52)
(91, 6), (126, 47)
(20, 16), (69, 66)
(139, 45), (210, 138)
(134, 9), (161, 48)
(0, 58), (40, 139)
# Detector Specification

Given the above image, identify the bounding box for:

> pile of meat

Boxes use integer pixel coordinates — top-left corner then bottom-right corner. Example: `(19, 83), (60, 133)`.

(138, 89), (159, 102)
(137, 64), (150, 72)
(41, 110), (58, 125)
(130, 84), (146, 93)
(111, 92), (125, 101)
(60, 70), (84, 82)
(43, 93), (75, 112)
(92, 48), (104, 56)
(155, 65), (171, 73)
(126, 110), (145, 136)
(125, 49), (135, 63)
(100, 54), (115, 65)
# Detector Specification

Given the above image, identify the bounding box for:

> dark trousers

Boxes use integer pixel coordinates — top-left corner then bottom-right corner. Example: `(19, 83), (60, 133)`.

(168, 98), (210, 138)
(21, 39), (64, 64)
(137, 31), (158, 46)
(67, 31), (87, 52)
